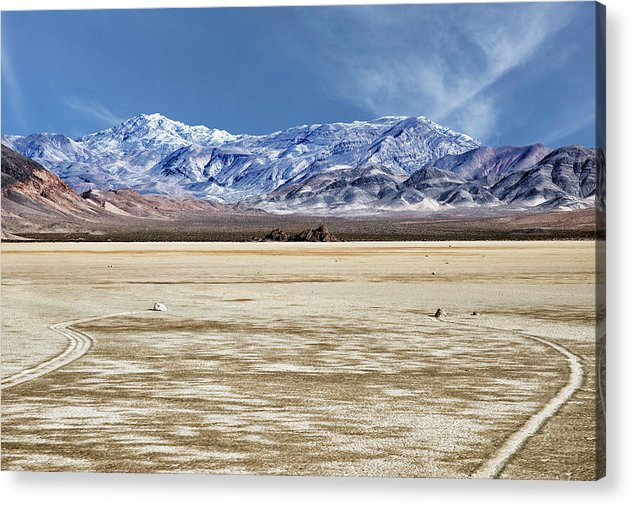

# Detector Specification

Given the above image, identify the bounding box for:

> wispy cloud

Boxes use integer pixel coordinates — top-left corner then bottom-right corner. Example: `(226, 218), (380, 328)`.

(64, 97), (123, 127)
(294, 3), (579, 141)
(1, 47), (28, 131)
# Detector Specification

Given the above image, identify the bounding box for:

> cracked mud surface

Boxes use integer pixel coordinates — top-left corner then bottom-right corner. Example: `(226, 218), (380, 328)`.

(1, 241), (602, 478)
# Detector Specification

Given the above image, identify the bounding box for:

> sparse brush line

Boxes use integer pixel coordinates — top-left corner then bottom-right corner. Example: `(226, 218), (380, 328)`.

(1, 311), (142, 390)
(443, 318), (584, 479)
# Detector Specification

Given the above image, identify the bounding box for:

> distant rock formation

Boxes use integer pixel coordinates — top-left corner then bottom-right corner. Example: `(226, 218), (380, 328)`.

(261, 224), (338, 242)
(263, 228), (289, 242)
(291, 224), (338, 242)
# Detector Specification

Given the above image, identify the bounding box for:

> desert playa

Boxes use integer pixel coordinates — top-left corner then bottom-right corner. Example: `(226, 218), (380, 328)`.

(0, 241), (603, 479)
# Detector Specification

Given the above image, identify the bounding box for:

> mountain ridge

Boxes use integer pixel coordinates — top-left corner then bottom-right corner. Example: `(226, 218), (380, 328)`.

(1, 144), (598, 242)
(3, 113), (596, 215)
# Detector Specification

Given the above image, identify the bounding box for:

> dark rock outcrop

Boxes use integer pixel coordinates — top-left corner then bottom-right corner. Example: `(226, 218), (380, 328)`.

(261, 224), (338, 242)
(290, 224), (338, 242)
(263, 228), (289, 242)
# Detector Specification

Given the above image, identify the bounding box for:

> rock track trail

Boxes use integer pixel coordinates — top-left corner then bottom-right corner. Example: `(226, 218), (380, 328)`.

(2, 310), (584, 479)
(0, 311), (142, 390)
(443, 318), (584, 479)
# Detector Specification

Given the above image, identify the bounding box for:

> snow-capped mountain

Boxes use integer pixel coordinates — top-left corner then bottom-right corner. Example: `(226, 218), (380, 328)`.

(3, 113), (237, 193)
(2, 132), (90, 164)
(2, 113), (597, 214)
(2, 113), (480, 199)
(256, 146), (597, 214)
(145, 115), (483, 201)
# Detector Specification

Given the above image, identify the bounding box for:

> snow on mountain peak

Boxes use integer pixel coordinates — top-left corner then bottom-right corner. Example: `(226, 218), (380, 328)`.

(2, 112), (515, 208)
(77, 112), (236, 147)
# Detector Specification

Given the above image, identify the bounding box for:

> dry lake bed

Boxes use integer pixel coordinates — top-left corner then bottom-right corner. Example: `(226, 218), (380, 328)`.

(0, 241), (604, 479)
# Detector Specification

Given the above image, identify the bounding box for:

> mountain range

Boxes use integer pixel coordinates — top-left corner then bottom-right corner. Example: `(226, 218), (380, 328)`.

(0, 144), (251, 239)
(2, 113), (597, 215)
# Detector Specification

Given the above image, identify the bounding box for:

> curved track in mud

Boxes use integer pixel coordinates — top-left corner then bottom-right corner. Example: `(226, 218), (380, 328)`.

(1, 312), (140, 390)
(446, 319), (585, 479)
(2, 310), (585, 480)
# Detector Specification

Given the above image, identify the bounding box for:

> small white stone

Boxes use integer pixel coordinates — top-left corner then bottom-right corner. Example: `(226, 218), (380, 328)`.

(153, 302), (167, 312)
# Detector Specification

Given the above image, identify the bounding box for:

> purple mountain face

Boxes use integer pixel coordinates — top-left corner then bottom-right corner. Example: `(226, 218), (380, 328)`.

(2, 114), (596, 215)
(428, 144), (553, 183)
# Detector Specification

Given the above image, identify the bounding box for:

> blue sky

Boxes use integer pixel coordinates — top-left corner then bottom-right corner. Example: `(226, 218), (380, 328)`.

(2, 2), (597, 147)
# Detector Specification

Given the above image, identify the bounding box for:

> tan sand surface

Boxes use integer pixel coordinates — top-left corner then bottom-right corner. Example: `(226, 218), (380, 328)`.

(0, 241), (601, 478)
